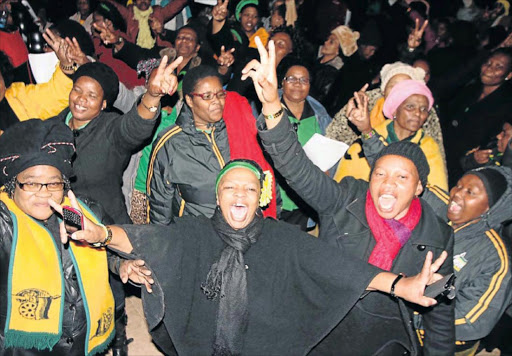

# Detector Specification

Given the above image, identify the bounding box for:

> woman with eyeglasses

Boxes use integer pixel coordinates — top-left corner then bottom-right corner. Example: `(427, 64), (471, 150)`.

(147, 65), (277, 226)
(277, 61), (332, 230)
(0, 119), (118, 356)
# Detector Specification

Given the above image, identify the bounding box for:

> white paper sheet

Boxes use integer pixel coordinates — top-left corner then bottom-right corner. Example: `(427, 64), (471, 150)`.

(28, 52), (59, 84)
(302, 133), (349, 171)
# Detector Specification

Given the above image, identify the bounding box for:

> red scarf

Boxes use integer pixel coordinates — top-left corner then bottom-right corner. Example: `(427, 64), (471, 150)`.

(223, 91), (277, 218)
(365, 190), (422, 270)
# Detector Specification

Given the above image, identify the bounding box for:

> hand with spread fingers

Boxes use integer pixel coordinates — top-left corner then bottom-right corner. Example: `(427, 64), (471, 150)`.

(407, 18), (428, 50)
(212, 0), (229, 22)
(42, 28), (72, 68)
(146, 55), (183, 98)
(217, 46), (236, 67)
(394, 251), (448, 307)
(346, 84), (372, 135)
(93, 21), (120, 46)
(64, 36), (89, 66)
(242, 36), (279, 105)
(120, 259), (154, 293)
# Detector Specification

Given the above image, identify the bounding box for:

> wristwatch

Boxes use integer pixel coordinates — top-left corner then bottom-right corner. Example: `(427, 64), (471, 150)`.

(141, 93), (159, 113)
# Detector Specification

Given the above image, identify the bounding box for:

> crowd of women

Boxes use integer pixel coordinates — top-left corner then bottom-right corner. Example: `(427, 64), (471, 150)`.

(0, 0), (512, 355)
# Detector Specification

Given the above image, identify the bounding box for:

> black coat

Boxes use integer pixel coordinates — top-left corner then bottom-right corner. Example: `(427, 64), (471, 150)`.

(50, 102), (158, 223)
(258, 114), (455, 356)
(440, 81), (512, 186)
(119, 216), (381, 355)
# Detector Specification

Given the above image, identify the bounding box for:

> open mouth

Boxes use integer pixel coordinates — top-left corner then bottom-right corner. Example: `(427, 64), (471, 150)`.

(448, 200), (462, 214)
(73, 103), (87, 113)
(378, 194), (397, 212)
(230, 203), (248, 221)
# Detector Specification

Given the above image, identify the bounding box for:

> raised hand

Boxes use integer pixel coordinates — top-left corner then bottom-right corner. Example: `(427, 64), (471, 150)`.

(120, 260), (154, 293)
(395, 251), (448, 307)
(241, 36), (279, 105)
(42, 28), (71, 66)
(149, 15), (163, 35)
(217, 45), (235, 67)
(407, 18), (428, 50)
(146, 55), (184, 97)
(346, 84), (371, 134)
(472, 147), (492, 164)
(65, 37), (89, 66)
(93, 21), (120, 46)
(212, 0), (229, 22)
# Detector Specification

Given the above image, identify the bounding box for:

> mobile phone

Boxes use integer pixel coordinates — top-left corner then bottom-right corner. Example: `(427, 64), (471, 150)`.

(62, 206), (84, 231)
(424, 273), (456, 300)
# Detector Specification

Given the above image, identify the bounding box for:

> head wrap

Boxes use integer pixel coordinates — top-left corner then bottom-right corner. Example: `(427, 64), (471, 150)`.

(464, 167), (507, 208)
(331, 25), (360, 57)
(0, 119), (75, 185)
(73, 62), (119, 107)
(380, 61), (426, 93)
(235, 0), (259, 21)
(216, 159), (273, 207)
(371, 141), (430, 188)
(382, 79), (434, 119)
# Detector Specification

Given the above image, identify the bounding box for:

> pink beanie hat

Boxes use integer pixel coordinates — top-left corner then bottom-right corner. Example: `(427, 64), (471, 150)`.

(382, 80), (434, 119)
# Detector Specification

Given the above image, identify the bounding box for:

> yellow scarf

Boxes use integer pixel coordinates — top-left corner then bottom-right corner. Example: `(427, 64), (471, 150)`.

(370, 96), (386, 128)
(248, 27), (269, 49)
(133, 6), (156, 49)
(2, 192), (114, 355)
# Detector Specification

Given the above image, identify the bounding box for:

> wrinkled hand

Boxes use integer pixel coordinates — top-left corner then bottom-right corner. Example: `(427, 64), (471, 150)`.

(48, 191), (106, 245)
(212, 0), (229, 22)
(241, 37), (279, 104)
(149, 15), (163, 35)
(93, 21), (120, 46)
(217, 45), (235, 67)
(346, 84), (371, 134)
(120, 259), (154, 293)
(65, 37), (89, 66)
(407, 18), (428, 50)
(146, 55), (183, 97)
(473, 147), (492, 164)
(43, 28), (71, 66)
(394, 251), (448, 307)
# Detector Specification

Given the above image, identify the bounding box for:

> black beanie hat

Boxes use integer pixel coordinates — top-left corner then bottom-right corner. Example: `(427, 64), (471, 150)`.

(371, 141), (430, 188)
(73, 62), (119, 107)
(464, 167), (507, 208)
(0, 119), (75, 185)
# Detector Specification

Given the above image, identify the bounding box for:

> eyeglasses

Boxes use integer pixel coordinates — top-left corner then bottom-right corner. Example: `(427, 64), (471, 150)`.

(16, 181), (65, 192)
(189, 89), (227, 101)
(283, 76), (310, 85)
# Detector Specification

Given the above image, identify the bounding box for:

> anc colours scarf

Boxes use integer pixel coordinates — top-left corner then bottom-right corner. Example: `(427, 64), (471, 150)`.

(2, 192), (115, 355)
(365, 190), (422, 270)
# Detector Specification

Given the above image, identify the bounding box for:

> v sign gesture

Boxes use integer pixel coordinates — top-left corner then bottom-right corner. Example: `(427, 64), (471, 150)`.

(241, 37), (282, 128)
(137, 55), (183, 118)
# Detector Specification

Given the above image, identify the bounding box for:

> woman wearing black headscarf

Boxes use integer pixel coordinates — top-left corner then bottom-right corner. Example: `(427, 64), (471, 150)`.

(49, 57), (182, 224)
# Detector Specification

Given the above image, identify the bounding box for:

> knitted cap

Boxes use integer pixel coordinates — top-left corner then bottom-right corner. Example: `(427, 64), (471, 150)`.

(464, 167), (507, 207)
(382, 79), (434, 119)
(0, 119), (75, 185)
(73, 62), (119, 107)
(380, 61), (426, 93)
(372, 141), (430, 188)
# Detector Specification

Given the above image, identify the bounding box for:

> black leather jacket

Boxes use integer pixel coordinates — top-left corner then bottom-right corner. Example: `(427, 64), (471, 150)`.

(0, 198), (110, 356)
